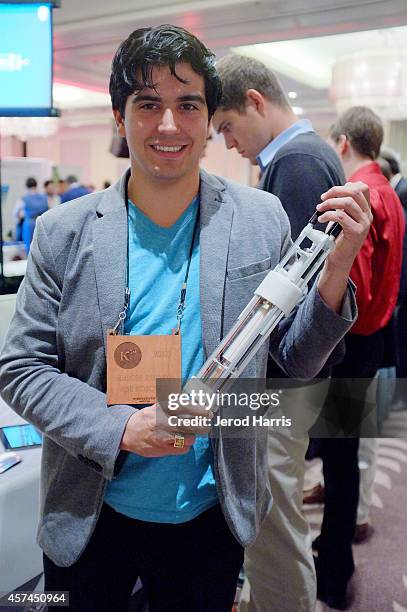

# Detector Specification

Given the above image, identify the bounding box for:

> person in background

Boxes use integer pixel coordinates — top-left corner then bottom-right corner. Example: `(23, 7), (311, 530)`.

(60, 175), (91, 203)
(307, 106), (404, 609)
(103, 180), (112, 189)
(43, 180), (61, 209)
(380, 149), (407, 411)
(58, 179), (67, 196)
(213, 54), (346, 240)
(213, 53), (346, 612)
(381, 148), (407, 206)
(377, 156), (392, 181)
(14, 177), (49, 255)
(13, 196), (25, 242)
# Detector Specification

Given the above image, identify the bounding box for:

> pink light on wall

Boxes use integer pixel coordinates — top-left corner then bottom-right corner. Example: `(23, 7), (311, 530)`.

(179, 12), (202, 38)
(54, 79), (108, 95)
(61, 138), (91, 184)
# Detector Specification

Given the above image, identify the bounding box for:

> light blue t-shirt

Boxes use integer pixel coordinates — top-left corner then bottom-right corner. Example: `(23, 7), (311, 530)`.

(105, 196), (218, 523)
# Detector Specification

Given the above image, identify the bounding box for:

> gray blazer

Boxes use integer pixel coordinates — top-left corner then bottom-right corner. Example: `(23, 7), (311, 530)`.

(0, 169), (356, 566)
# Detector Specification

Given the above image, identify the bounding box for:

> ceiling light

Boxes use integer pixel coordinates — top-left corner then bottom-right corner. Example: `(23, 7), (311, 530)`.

(292, 106), (304, 115)
(288, 91), (298, 99)
(331, 49), (407, 120)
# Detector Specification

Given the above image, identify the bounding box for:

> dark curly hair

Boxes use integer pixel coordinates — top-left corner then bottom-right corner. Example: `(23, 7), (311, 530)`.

(109, 24), (222, 120)
(25, 177), (37, 189)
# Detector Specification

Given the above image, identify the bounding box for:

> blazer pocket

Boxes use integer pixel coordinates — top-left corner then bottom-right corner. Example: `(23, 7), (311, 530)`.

(227, 257), (272, 281)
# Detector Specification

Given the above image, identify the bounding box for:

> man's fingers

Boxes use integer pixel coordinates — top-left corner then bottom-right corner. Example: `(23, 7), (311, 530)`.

(166, 432), (197, 455)
(316, 210), (364, 235)
(317, 197), (363, 222)
(154, 430), (197, 453)
(171, 423), (212, 435)
(117, 406), (203, 457)
(320, 181), (371, 213)
(344, 181), (371, 209)
(317, 197), (372, 226)
(166, 432), (196, 447)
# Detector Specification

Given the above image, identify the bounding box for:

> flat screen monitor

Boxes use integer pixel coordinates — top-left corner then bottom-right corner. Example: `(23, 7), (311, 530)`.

(0, 2), (57, 117)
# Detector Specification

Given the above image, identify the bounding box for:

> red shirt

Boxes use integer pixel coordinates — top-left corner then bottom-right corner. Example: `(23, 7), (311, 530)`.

(349, 162), (405, 335)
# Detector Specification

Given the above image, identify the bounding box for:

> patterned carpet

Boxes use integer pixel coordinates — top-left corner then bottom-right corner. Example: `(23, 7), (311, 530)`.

(2, 413), (406, 612)
(304, 414), (407, 611)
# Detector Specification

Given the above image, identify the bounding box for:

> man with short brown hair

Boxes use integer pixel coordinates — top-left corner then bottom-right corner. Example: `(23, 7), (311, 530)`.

(213, 53), (347, 612)
(311, 105), (405, 608)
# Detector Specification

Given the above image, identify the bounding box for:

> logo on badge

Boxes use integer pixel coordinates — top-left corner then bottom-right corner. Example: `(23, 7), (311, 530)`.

(114, 342), (142, 369)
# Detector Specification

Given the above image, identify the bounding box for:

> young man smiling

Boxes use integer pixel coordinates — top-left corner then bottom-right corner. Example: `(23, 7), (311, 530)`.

(0, 26), (371, 612)
(114, 62), (211, 225)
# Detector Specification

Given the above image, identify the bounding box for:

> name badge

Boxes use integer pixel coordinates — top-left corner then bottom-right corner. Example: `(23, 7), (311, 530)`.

(106, 331), (181, 405)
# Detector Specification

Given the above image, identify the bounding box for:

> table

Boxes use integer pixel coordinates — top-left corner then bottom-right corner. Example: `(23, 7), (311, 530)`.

(0, 387), (43, 593)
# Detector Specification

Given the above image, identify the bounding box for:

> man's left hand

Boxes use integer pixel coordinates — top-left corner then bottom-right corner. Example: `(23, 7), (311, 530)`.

(317, 181), (372, 272)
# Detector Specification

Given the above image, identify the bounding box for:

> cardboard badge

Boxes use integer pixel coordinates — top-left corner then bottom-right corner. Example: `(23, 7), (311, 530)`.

(106, 332), (181, 405)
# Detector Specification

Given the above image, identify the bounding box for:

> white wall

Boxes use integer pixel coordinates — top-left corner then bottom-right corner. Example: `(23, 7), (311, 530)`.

(200, 133), (252, 185)
(26, 123), (127, 189)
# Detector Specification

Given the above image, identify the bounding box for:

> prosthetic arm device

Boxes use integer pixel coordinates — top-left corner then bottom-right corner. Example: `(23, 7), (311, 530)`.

(185, 215), (341, 397)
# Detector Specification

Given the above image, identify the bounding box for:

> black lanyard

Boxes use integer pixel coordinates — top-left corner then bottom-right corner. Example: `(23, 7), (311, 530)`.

(112, 179), (199, 335)
(175, 207), (200, 334)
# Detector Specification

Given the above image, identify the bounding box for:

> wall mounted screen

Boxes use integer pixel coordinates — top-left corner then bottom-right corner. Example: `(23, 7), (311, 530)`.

(0, 3), (54, 116)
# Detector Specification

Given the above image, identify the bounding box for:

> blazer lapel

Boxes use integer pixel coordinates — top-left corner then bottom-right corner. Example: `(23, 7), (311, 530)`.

(199, 170), (233, 358)
(93, 171), (129, 350)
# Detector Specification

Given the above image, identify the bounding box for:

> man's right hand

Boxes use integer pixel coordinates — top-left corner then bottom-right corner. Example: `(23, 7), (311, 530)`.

(120, 402), (213, 457)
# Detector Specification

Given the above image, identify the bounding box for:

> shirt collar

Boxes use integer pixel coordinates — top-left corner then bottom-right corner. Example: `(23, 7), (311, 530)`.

(391, 173), (402, 190)
(257, 118), (315, 171)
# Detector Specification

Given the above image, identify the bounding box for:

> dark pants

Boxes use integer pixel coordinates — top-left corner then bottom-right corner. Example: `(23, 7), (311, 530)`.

(315, 436), (360, 597)
(312, 331), (384, 601)
(396, 300), (407, 378)
(44, 503), (243, 612)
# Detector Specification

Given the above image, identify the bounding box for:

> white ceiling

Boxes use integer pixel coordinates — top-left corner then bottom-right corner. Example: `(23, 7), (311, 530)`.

(53, 0), (407, 89)
(51, 0), (407, 124)
(240, 26), (407, 89)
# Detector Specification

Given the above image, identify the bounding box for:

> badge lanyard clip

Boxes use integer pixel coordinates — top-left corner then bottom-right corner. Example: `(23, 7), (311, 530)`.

(111, 287), (131, 335)
(174, 283), (187, 335)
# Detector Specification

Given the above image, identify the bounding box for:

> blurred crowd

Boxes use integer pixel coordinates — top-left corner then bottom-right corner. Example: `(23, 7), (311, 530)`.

(12, 176), (111, 255)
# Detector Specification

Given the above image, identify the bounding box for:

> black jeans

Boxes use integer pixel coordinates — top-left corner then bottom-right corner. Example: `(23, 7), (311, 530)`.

(313, 331), (384, 600)
(44, 503), (243, 612)
(315, 436), (360, 596)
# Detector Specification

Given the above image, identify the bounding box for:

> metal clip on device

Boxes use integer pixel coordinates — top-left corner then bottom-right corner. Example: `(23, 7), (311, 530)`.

(184, 214), (342, 400)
